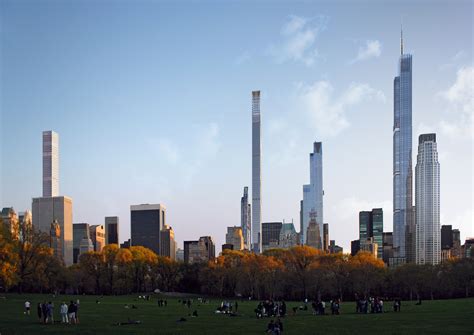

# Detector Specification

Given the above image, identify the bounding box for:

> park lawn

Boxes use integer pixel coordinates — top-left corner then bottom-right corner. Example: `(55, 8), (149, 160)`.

(0, 294), (473, 335)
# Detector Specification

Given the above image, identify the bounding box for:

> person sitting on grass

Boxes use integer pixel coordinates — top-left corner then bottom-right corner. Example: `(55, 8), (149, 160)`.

(266, 320), (275, 334)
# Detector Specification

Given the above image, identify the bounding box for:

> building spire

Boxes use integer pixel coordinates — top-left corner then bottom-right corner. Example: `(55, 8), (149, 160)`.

(400, 24), (404, 55)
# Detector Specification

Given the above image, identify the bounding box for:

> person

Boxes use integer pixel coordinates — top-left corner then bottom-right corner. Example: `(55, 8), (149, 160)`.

(24, 300), (31, 315)
(234, 301), (238, 312)
(60, 302), (68, 324)
(266, 320), (275, 334)
(75, 299), (80, 324)
(37, 302), (43, 323)
(41, 301), (48, 324)
(68, 300), (76, 324)
(46, 301), (54, 324)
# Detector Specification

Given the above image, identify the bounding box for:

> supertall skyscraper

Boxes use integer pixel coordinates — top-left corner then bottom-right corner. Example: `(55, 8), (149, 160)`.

(393, 29), (413, 260)
(43, 130), (59, 197)
(301, 142), (324, 247)
(252, 91), (262, 253)
(415, 134), (441, 265)
(241, 186), (251, 250)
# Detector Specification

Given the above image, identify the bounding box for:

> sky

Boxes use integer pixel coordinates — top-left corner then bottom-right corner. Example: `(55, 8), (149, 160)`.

(1, 0), (473, 253)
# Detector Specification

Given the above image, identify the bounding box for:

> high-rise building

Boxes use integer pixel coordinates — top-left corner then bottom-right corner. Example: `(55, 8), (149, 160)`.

(241, 187), (251, 250)
(226, 226), (244, 251)
(160, 225), (176, 260)
(360, 237), (379, 258)
(184, 236), (215, 264)
(130, 204), (166, 255)
(1, 207), (19, 240)
(323, 223), (329, 253)
(73, 223), (90, 263)
(105, 216), (119, 245)
(79, 237), (94, 256)
(383, 232), (394, 264)
(302, 142), (323, 248)
(306, 213), (321, 249)
(262, 222), (282, 251)
(32, 196), (73, 265)
(452, 229), (462, 258)
(252, 90), (262, 253)
(441, 225), (453, 250)
(42, 130), (59, 197)
(90, 225), (106, 252)
(351, 240), (360, 256)
(176, 248), (184, 261)
(50, 220), (62, 260)
(359, 208), (383, 259)
(393, 29), (413, 262)
(415, 133), (441, 265)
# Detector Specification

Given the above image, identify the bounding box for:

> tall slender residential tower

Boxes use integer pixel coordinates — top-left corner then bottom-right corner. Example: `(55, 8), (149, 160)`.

(252, 91), (262, 253)
(43, 130), (59, 197)
(415, 134), (441, 265)
(393, 28), (413, 261)
(241, 186), (251, 250)
(301, 142), (323, 247)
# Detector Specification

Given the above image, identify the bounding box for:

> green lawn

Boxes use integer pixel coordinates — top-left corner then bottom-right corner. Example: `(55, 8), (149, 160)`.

(0, 294), (472, 334)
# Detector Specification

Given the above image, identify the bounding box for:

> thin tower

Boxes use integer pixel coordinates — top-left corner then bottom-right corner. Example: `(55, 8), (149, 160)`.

(252, 91), (262, 253)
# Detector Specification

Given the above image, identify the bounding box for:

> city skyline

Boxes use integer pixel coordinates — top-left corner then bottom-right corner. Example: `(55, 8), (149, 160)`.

(1, 2), (473, 252)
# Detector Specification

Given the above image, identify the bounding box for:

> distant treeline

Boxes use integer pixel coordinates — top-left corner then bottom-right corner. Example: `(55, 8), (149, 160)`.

(1, 224), (473, 301)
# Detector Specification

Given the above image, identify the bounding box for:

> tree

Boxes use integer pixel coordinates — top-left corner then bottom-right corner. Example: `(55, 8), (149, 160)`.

(0, 223), (18, 291)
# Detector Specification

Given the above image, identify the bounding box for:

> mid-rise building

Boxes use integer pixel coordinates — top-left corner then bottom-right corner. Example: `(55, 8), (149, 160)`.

(301, 142), (324, 248)
(32, 196), (73, 265)
(360, 237), (378, 258)
(452, 229), (462, 258)
(105, 216), (119, 245)
(90, 225), (106, 252)
(415, 134), (441, 265)
(241, 187), (251, 250)
(42, 130), (59, 197)
(1, 207), (19, 240)
(359, 208), (383, 259)
(329, 240), (343, 254)
(176, 248), (184, 261)
(120, 239), (131, 249)
(262, 222), (282, 251)
(383, 232), (394, 264)
(252, 90), (262, 253)
(79, 237), (94, 256)
(462, 238), (474, 258)
(18, 210), (32, 242)
(441, 225), (453, 250)
(130, 204), (166, 255)
(279, 222), (299, 249)
(73, 223), (90, 263)
(160, 224), (176, 259)
(226, 226), (244, 251)
(184, 236), (215, 264)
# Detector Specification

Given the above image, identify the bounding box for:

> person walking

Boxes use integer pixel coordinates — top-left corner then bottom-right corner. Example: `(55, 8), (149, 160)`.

(60, 302), (68, 324)
(24, 300), (31, 315)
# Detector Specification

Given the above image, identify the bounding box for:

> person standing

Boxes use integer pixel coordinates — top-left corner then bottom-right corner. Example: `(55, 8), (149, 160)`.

(41, 301), (48, 324)
(37, 302), (43, 323)
(24, 300), (31, 315)
(76, 299), (80, 324)
(47, 301), (54, 324)
(68, 301), (76, 324)
(60, 302), (68, 324)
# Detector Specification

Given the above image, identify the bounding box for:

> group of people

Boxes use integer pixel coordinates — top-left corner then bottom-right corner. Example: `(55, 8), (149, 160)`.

(157, 299), (168, 307)
(215, 300), (238, 314)
(266, 318), (284, 335)
(355, 297), (384, 314)
(30, 300), (79, 325)
(255, 300), (287, 319)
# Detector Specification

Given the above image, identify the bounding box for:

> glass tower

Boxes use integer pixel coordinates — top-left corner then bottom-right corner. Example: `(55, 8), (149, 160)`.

(241, 186), (251, 250)
(252, 91), (262, 253)
(393, 29), (413, 260)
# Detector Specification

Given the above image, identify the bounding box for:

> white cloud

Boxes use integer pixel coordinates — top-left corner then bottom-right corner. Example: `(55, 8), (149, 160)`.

(351, 40), (382, 63)
(295, 81), (386, 137)
(268, 15), (327, 66)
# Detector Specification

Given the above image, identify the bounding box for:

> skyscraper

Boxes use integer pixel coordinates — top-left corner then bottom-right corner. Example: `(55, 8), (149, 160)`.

(241, 187), (251, 250)
(393, 28), (413, 261)
(323, 223), (329, 253)
(415, 133), (441, 265)
(301, 142), (323, 247)
(105, 216), (119, 245)
(73, 223), (90, 263)
(160, 225), (176, 260)
(359, 208), (383, 259)
(252, 90), (262, 253)
(262, 222), (282, 251)
(130, 204), (165, 255)
(43, 130), (59, 197)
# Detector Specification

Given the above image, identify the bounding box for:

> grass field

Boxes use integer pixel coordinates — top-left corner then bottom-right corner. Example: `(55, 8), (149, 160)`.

(0, 294), (472, 334)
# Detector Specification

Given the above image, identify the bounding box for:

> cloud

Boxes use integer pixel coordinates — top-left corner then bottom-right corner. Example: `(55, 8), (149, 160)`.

(351, 40), (382, 63)
(439, 50), (467, 70)
(438, 66), (474, 139)
(295, 81), (386, 137)
(268, 15), (328, 66)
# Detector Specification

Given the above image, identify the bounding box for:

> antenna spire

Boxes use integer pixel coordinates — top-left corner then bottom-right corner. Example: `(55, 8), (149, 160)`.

(400, 24), (404, 55)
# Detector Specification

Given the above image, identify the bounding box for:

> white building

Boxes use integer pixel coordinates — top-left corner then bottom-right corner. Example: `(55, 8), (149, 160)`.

(43, 130), (59, 197)
(252, 90), (262, 253)
(415, 134), (441, 265)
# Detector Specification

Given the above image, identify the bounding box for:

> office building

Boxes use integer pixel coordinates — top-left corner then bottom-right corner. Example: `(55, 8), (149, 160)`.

(73, 223), (90, 263)
(241, 187), (251, 250)
(90, 225), (106, 252)
(306, 215), (321, 249)
(252, 90), (262, 252)
(222, 243), (234, 251)
(415, 134), (441, 265)
(441, 225), (453, 250)
(120, 239), (131, 249)
(32, 196), (73, 265)
(262, 222), (282, 251)
(393, 29), (413, 262)
(176, 248), (184, 261)
(105, 216), (119, 245)
(42, 130), (59, 197)
(130, 204), (166, 255)
(452, 229), (462, 258)
(184, 236), (215, 264)
(226, 226), (244, 251)
(160, 224), (176, 259)
(360, 237), (378, 258)
(359, 208), (383, 259)
(351, 240), (360, 256)
(79, 237), (94, 256)
(302, 142), (324, 248)
(329, 240), (343, 254)
(383, 232), (394, 264)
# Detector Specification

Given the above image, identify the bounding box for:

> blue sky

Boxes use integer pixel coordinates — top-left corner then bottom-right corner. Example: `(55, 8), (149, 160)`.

(1, 0), (473, 252)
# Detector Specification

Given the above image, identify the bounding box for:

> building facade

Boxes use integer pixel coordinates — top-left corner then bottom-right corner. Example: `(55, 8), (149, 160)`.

(42, 130), (59, 197)
(105, 216), (119, 245)
(32, 196), (73, 265)
(302, 142), (323, 248)
(359, 208), (383, 259)
(415, 134), (441, 265)
(50, 220), (62, 260)
(130, 204), (166, 255)
(184, 236), (215, 264)
(226, 226), (244, 251)
(360, 237), (378, 258)
(252, 90), (262, 253)
(90, 225), (106, 252)
(262, 222), (282, 251)
(393, 31), (413, 262)
(160, 224), (176, 260)
(241, 187), (251, 250)
(73, 223), (90, 263)
(383, 232), (394, 264)
(1, 207), (19, 240)
(323, 223), (329, 253)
